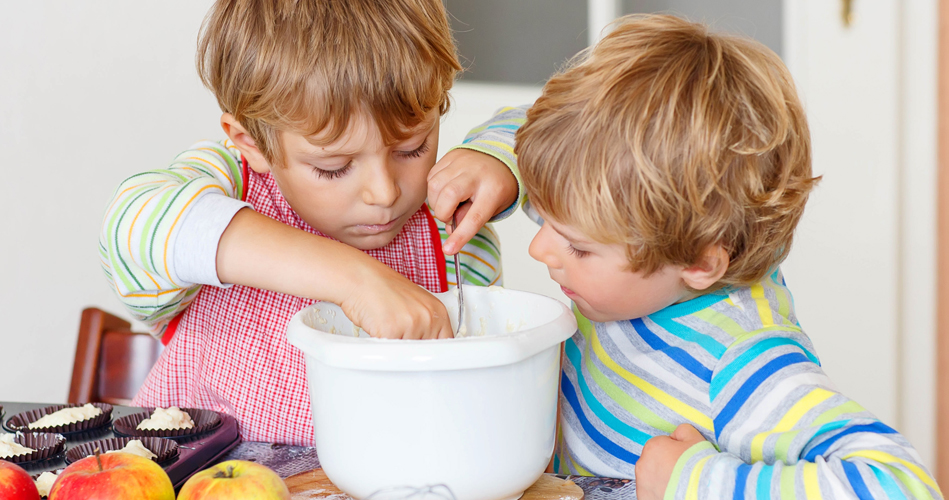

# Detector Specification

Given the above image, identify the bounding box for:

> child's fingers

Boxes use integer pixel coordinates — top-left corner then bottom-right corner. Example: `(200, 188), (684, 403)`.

(427, 149), (459, 184)
(426, 156), (464, 220)
(436, 319), (455, 339)
(443, 201), (490, 255)
(671, 423), (704, 442)
(429, 174), (475, 224)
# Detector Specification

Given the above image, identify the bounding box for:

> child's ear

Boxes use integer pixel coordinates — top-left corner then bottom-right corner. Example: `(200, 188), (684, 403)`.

(220, 113), (271, 174)
(680, 244), (729, 291)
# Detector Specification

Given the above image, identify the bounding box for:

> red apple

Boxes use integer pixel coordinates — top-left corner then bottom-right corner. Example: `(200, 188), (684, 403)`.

(177, 460), (290, 500)
(49, 451), (174, 500)
(0, 460), (40, 500)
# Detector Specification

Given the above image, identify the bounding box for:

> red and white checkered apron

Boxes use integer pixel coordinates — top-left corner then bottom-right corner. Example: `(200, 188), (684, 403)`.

(132, 167), (447, 445)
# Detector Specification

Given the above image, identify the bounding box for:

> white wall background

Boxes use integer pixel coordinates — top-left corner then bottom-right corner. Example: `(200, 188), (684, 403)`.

(1, 0), (224, 401)
(781, 0), (937, 468)
(0, 0), (939, 472)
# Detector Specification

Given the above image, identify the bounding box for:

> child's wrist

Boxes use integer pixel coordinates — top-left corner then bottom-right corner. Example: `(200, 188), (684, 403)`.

(326, 250), (386, 306)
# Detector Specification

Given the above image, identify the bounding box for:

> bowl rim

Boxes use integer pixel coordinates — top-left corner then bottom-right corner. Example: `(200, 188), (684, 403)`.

(286, 287), (577, 371)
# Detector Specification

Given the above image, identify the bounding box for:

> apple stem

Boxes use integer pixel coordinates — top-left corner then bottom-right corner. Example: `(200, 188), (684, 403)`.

(94, 447), (103, 472)
(213, 465), (236, 479)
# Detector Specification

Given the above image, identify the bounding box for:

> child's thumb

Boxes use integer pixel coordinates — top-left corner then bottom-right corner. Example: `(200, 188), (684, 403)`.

(671, 423), (703, 442)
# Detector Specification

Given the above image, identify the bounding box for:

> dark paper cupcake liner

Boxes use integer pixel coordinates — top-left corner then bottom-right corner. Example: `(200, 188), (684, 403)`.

(5, 403), (113, 435)
(65, 436), (179, 465)
(112, 408), (221, 440)
(0, 432), (66, 464)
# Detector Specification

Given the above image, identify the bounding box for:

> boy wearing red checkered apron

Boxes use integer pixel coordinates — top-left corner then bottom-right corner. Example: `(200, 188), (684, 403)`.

(99, 0), (523, 444)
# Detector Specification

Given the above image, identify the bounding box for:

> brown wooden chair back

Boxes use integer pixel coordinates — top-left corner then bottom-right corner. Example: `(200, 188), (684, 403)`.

(68, 308), (164, 406)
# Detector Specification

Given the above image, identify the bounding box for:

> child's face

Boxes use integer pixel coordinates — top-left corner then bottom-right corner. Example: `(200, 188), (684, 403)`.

(269, 110), (439, 250)
(528, 208), (691, 322)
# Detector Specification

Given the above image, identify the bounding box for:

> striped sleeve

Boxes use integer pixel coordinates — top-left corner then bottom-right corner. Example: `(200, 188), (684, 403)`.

(436, 218), (502, 288)
(98, 140), (245, 336)
(666, 331), (942, 500)
(450, 105), (529, 220)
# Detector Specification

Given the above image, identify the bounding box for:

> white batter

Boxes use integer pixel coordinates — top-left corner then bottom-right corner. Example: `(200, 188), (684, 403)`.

(136, 407), (195, 431)
(29, 404), (101, 429)
(0, 433), (34, 458)
(107, 439), (157, 460)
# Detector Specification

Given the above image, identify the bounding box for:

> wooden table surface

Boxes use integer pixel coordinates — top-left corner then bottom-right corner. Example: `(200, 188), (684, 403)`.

(284, 468), (585, 500)
(220, 442), (637, 500)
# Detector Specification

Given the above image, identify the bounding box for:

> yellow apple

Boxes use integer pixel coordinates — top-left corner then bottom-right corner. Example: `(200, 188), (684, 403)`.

(178, 460), (290, 500)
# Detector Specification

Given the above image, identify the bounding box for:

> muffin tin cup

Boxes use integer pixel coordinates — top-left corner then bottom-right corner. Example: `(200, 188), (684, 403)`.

(112, 408), (221, 440)
(0, 432), (66, 464)
(5, 403), (113, 435)
(64, 436), (179, 466)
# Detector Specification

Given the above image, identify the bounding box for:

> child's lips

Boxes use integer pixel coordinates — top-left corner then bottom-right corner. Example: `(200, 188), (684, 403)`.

(560, 285), (577, 297)
(355, 216), (400, 235)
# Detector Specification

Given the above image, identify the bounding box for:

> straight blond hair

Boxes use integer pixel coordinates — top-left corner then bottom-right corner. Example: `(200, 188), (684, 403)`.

(197, 0), (461, 166)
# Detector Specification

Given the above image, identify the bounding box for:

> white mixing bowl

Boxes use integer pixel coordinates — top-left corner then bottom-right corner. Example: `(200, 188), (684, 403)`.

(286, 286), (577, 500)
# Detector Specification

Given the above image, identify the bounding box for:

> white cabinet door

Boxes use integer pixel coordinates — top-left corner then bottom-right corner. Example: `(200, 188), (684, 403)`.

(782, 0), (937, 468)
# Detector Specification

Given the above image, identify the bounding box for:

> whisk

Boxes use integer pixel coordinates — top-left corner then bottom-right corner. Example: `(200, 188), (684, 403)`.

(364, 484), (456, 500)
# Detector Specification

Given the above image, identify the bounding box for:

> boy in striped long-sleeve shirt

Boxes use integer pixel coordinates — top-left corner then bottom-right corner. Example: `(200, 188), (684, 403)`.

(511, 14), (941, 500)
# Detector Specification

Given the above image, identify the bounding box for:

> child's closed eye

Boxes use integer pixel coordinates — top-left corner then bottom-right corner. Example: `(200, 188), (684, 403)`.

(395, 141), (430, 159)
(313, 162), (353, 180)
(567, 244), (590, 258)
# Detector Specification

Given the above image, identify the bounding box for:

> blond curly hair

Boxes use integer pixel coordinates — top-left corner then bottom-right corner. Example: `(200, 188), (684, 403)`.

(516, 14), (819, 287)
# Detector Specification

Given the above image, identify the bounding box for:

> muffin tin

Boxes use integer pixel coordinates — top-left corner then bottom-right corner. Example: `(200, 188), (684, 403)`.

(1, 402), (240, 489)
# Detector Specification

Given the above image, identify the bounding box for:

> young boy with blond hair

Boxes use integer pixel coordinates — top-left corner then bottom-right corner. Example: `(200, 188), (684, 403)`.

(505, 14), (940, 500)
(99, 0), (521, 444)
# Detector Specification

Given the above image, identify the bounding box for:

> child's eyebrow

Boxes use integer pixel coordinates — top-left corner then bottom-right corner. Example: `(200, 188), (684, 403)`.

(551, 224), (592, 245)
(395, 119), (438, 144)
(300, 148), (360, 160)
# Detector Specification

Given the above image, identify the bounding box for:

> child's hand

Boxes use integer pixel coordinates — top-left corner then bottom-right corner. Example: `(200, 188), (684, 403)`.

(216, 209), (452, 339)
(636, 424), (707, 500)
(428, 148), (518, 255)
(340, 261), (454, 340)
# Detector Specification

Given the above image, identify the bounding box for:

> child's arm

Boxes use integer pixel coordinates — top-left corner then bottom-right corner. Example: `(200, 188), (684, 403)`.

(638, 330), (941, 500)
(100, 140), (452, 340)
(99, 140), (246, 337)
(217, 208), (453, 339)
(428, 105), (528, 255)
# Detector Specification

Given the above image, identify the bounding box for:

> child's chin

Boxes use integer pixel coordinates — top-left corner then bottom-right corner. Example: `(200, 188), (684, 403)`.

(341, 231), (400, 251)
(574, 301), (625, 323)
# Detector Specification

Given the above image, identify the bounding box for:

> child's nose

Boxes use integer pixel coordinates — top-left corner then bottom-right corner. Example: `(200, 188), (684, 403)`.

(362, 162), (400, 207)
(528, 224), (562, 269)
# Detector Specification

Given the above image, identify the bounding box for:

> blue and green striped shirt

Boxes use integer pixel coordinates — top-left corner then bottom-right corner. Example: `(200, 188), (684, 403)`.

(557, 269), (941, 499)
